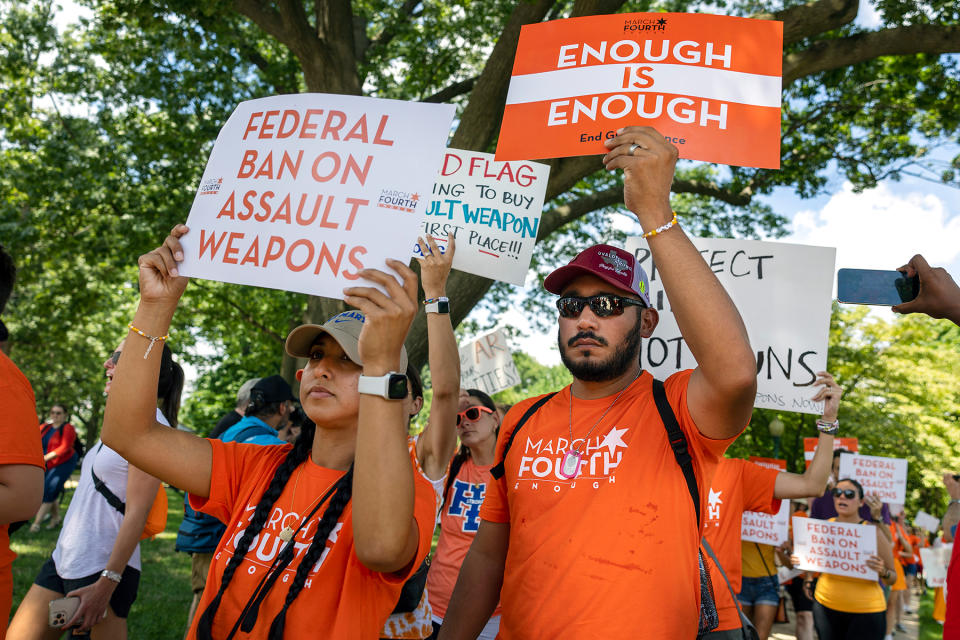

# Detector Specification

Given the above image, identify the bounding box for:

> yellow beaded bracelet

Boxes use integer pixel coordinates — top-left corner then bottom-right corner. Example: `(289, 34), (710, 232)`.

(641, 213), (679, 239)
(127, 322), (168, 359)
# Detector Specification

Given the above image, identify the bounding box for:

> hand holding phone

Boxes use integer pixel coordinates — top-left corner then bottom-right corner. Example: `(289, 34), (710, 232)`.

(49, 596), (80, 628)
(837, 268), (919, 306)
(891, 254), (960, 324)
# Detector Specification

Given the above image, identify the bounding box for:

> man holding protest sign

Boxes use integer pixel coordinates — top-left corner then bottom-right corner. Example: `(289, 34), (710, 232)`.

(439, 126), (758, 639)
(703, 372), (842, 640)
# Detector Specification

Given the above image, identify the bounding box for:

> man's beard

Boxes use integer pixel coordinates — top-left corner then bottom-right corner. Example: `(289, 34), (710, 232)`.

(558, 319), (643, 383)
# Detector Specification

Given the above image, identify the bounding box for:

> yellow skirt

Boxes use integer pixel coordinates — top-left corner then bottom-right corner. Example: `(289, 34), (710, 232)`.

(934, 587), (946, 623)
(891, 561), (907, 591)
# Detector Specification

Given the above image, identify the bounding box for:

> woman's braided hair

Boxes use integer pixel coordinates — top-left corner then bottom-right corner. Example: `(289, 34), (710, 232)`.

(195, 419), (354, 639)
(441, 389), (497, 508)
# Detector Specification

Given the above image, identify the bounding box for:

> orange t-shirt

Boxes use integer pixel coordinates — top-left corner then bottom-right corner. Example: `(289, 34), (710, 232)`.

(0, 351), (44, 638)
(426, 456), (501, 620)
(479, 370), (738, 639)
(187, 439), (437, 639)
(703, 458), (781, 631)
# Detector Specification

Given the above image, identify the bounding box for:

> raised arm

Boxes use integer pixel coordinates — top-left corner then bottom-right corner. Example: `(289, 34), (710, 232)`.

(774, 372), (840, 499)
(346, 260), (423, 573)
(66, 464), (161, 630)
(415, 234), (461, 481)
(101, 225), (212, 497)
(603, 127), (756, 438)
(438, 520), (510, 640)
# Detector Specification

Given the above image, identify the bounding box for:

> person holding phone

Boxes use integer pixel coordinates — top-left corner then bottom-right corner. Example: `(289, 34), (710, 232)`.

(99, 225), (438, 639)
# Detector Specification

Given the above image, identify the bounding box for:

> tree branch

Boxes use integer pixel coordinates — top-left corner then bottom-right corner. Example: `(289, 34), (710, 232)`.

(537, 187), (624, 239)
(191, 282), (286, 344)
(364, 0), (422, 56)
(784, 25), (960, 85)
(755, 0), (859, 46)
(569, 0), (627, 18)
(423, 77), (478, 103)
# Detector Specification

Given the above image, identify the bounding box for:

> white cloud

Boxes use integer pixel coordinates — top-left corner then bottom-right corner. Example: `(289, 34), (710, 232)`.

(786, 181), (960, 275)
(855, 0), (883, 29)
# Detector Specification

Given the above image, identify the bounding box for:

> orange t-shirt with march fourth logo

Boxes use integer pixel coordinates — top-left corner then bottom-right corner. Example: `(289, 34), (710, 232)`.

(479, 370), (739, 639)
(702, 458), (781, 631)
(187, 439), (437, 639)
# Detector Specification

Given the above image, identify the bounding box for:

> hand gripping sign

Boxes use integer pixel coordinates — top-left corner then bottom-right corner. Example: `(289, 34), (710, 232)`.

(179, 94), (455, 298)
(838, 453), (909, 504)
(495, 12), (783, 168)
(793, 517), (878, 581)
(625, 236), (836, 414)
(415, 150), (550, 285)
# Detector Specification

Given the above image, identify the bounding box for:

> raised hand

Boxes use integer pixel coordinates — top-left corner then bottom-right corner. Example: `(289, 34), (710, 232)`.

(417, 233), (456, 300)
(137, 224), (190, 306)
(892, 254), (960, 324)
(601, 126), (678, 230)
(810, 371), (842, 422)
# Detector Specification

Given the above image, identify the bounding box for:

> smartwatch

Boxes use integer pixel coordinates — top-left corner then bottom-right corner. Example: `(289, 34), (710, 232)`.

(358, 373), (408, 400)
(424, 297), (450, 314)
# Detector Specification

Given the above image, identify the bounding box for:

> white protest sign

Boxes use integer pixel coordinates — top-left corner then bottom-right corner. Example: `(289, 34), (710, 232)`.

(889, 503), (904, 516)
(459, 329), (521, 396)
(921, 545), (951, 589)
(624, 237), (836, 414)
(838, 453), (909, 504)
(915, 511), (942, 533)
(742, 499), (790, 546)
(179, 94), (455, 297)
(793, 517), (878, 580)
(416, 150), (549, 285)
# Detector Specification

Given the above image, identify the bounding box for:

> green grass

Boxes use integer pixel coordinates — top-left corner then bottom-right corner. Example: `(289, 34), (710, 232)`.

(9, 482), (192, 639)
(918, 587), (944, 640)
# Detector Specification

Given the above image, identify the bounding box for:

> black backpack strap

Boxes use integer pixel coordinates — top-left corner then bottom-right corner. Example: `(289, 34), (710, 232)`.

(651, 378), (700, 528)
(702, 538), (759, 640)
(489, 392), (557, 480)
(90, 444), (126, 515)
(230, 423), (272, 444)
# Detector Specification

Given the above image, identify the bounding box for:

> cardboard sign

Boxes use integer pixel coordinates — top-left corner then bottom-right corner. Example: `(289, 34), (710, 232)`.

(804, 437), (859, 468)
(793, 517), (878, 580)
(496, 12), (783, 168)
(416, 150), (549, 285)
(914, 511), (941, 533)
(888, 503), (904, 517)
(921, 545), (951, 589)
(624, 237), (836, 414)
(459, 329), (521, 396)
(838, 453), (908, 504)
(742, 456), (789, 545)
(179, 94), (455, 297)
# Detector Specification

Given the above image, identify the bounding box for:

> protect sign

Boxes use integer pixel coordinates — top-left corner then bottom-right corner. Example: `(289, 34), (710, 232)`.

(179, 94), (455, 297)
(417, 150), (549, 285)
(742, 457), (789, 545)
(459, 329), (521, 396)
(793, 517), (878, 581)
(838, 453), (909, 504)
(496, 12), (783, 168)
(803, 437), (859, 469)
(625, 236), (836, 414)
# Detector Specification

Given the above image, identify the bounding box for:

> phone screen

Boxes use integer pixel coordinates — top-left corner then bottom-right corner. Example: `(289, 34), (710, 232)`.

(837, 269), (919, 306)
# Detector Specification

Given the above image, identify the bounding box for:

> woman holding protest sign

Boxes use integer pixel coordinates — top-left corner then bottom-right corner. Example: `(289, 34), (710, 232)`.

(99, 225), (439, 639)
(801, 478), (897, 640)
(9, 341), (182, 639)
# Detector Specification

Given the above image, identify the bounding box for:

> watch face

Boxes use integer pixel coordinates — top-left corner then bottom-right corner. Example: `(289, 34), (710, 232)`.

(387, 374), (408, 400)
(437, 299), (450, 314)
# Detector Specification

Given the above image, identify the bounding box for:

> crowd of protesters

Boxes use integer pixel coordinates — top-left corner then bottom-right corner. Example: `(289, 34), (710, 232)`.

(2, 126), (960, 640)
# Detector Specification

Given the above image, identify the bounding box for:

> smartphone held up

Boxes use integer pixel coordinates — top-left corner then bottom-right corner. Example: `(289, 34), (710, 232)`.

(837, 268), (919, 306)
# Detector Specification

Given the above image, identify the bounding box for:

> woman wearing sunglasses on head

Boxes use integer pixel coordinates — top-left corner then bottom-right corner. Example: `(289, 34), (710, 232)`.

(425, 389), (501, 639)
(801, 478), (897, 640)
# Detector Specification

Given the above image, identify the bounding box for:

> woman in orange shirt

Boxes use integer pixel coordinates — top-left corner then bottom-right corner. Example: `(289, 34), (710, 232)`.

(100, 226), (439, 639)
(426, 389), (502, 639)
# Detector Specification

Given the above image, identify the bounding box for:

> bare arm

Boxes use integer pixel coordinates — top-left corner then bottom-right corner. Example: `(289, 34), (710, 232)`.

(101, 226), (212, 497)
(347, 260), (422, 573)
(775, 373), (839, 499)
(439, 520), (509, 639)
(66, 463), (161, 630)
(0, 464), (43, 523)
(942, 473), (960, 543)
(603, 127), (756, 439)
(415, 235), (461, 481)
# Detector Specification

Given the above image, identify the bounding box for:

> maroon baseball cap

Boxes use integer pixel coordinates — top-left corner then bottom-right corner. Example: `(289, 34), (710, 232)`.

(543, 244), (651, 306)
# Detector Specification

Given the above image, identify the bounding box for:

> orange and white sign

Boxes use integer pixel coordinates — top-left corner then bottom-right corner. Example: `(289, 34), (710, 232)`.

(496, 12), (783, 168)
(804, 437), (859, 468)
(793, 517), (878, 580)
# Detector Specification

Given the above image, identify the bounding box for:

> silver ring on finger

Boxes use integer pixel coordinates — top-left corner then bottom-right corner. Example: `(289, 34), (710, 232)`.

(629, 143), (640, 155)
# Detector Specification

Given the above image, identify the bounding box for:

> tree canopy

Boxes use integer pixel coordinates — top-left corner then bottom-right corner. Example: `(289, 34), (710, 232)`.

(2, 0), (959, 447)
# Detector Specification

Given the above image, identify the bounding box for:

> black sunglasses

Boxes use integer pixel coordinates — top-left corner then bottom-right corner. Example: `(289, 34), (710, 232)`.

(456, 406), (493, 426)
(556, 294), (647, 319)
(832, 488), (858, 499)
(109, 351), (122, 365)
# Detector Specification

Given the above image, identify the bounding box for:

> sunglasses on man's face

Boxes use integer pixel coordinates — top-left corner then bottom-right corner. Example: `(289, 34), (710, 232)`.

(832, 488), (858, 499)
(556, 294), (647, 319)
(456, 406), (493, 426)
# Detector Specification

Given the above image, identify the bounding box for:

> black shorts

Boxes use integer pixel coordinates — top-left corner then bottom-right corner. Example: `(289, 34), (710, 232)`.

(786, 577), (814, 612)
(34, 557), (140, 618)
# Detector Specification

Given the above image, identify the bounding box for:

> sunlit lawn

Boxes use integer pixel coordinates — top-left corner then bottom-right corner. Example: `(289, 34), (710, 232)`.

(9, 481), (192, 639)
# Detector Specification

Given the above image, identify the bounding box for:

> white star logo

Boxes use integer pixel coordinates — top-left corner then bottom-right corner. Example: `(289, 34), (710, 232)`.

(599, 426), (629, 456)
(708, 488), (723, 507)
